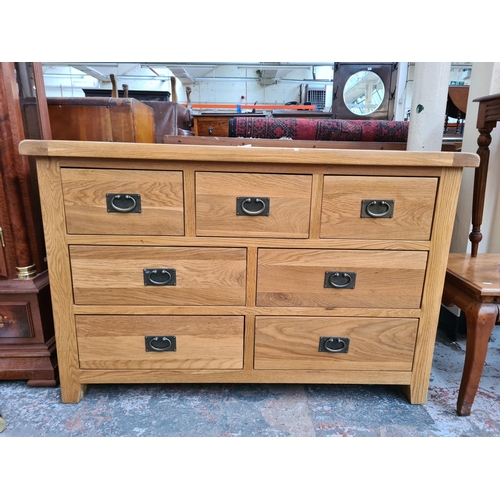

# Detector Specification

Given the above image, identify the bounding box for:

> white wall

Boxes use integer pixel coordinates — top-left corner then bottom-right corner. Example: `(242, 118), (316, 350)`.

(450, 62), (500, 254)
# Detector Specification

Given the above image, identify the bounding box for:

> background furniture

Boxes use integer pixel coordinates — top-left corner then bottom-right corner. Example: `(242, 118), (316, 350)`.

(44, 97), (156, 143)
(442, 92), (500, 416)
(20, 140), (477, 404)
(0, 62), (58, 386)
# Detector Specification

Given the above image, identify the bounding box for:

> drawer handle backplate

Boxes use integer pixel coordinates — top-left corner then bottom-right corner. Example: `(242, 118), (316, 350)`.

(361, 199), (394, 218)
(236, 197), (270, 216)
(319, 337), (350, 353)
(324, 271), (356, 289)
(143, 268), (176, 286)
(106, 193), (142, 213)
(145, 336), (177, 352)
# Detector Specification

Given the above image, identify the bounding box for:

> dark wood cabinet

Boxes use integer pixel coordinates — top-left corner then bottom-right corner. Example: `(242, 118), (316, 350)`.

(0, 62), (58, 386)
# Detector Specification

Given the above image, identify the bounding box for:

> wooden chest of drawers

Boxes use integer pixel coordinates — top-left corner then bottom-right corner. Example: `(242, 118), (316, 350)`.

(19, 140), (478, 403)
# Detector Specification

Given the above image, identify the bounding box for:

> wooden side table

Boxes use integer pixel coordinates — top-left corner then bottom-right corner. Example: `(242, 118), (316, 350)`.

(442, 254), (500, 416)
(442, 92), (500, 416)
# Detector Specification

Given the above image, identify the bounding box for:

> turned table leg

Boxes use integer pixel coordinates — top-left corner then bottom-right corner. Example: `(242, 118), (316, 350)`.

(457, 301), (499, 416)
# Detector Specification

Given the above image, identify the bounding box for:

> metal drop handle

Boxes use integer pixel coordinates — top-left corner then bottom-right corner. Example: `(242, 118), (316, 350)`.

(145, 336), (176, 352)
(329, 272), (352, 288)
(366, 200), (391, 218)
(148, 269), (173, 285)
(323, 337), (347, 353)
(110, 194), (137, 213)
(150, 336), (172, 351)
(241, 197), (267, 215)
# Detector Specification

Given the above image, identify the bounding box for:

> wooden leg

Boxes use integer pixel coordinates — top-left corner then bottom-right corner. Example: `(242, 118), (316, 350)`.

(457, 301), (498, 416)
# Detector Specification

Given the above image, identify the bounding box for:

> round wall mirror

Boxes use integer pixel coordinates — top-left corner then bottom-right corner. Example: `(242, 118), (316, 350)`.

(343, 70), (385, 116)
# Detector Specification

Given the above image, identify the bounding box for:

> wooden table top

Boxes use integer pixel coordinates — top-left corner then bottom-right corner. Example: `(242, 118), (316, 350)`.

(446, 253), (500, 298)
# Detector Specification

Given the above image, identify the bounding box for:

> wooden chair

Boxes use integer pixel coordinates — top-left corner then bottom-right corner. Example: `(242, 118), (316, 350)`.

(442, 92), (500, 416)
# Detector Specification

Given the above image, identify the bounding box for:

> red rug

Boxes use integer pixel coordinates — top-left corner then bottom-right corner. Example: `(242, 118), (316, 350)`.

(228, 117), (409, 142)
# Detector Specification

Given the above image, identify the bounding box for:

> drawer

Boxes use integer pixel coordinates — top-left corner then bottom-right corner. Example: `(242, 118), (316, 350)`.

(194, 116), (230, 137)
(61, 168), (184, 235)
(256, 249), (427, 308)
(254, 316), (418, 371)
(76, 315), (244, 370)
(195, 172), (312, 238)
(320, 176), (438, 240)
(70, 246), (246, 306)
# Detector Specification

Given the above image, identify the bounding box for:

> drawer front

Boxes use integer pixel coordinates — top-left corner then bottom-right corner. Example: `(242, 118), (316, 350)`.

(195, 172), (312, 238)
(256, 249), (427, 308)
(61, 168), (184, 235)
(195, 117), (230, 137)
(320, 176), (438, 240)
(254, 316), (418, 371)
(70, 246), (246, 306)
(76, 315), (244, 370)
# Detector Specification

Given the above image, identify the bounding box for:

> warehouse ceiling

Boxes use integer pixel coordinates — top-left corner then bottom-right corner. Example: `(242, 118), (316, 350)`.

(42, 62), (335, 85)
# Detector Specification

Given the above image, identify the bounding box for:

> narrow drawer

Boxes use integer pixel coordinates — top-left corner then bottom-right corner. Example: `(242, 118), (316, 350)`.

(61, 168), (184, 235)
(70, 246), (246, 306)
(76, 315), (244, 370)
(254, 316), (418, 371)
(320, 176), (438, 240)
(256, 248), (427, 308)
(195, 172), (312, 238)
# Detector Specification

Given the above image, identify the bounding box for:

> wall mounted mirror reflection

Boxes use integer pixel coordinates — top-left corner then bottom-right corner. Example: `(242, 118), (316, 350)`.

(331, 63), (398, 120)
(343, 70), (385, 116)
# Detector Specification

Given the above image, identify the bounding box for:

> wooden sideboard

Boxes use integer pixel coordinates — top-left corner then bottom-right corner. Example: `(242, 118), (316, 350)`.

(19, 140), (478, 403)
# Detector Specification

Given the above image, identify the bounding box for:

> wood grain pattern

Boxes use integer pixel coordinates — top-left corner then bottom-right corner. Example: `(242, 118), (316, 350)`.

(446, 253), (500, 299)
(254, 316), (418, 370)
(61, 168), (184, 235)
(18, 140), (479, 404)
(70, 245), (247, 306)
(320, 176), (438, 240)
(256, 249), (427, 308)
(76, 315), (244, 370)
(18, 140), (480, 168)
(195, 172), (312, 238)
(408, 167), (464, 404)
(34, 159), (86, 402)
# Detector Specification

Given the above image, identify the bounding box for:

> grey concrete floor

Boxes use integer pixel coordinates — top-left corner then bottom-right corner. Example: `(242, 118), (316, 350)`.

(1, 326), (499, 438)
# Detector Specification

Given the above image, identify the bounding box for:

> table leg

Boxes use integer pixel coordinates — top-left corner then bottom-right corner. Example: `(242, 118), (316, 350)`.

(457, 301), (499, 416)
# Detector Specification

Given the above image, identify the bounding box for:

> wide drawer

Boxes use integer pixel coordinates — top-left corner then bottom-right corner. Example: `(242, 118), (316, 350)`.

(76, 315), (244, 370)
(256, 248), (427, 308)
(61, 168), (184, 235)
(70, 246), (247, 306)
(254, 316), (418, 371)
(320, 176), (438, 240)
(195, 172), (312, 238)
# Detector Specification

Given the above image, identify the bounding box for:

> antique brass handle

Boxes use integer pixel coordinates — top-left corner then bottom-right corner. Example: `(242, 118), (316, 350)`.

(110, 194), (137, 213)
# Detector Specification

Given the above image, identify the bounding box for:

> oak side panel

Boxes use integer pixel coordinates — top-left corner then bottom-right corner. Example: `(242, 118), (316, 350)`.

(35, 158), (85, 403)
(408, 167), (464, 404)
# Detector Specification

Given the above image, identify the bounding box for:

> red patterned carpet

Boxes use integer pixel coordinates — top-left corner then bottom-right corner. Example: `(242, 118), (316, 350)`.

(228, 117), (409, 142)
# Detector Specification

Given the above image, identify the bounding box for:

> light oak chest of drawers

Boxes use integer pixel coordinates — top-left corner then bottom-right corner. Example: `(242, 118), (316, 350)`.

(19, 140), (478, 403)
